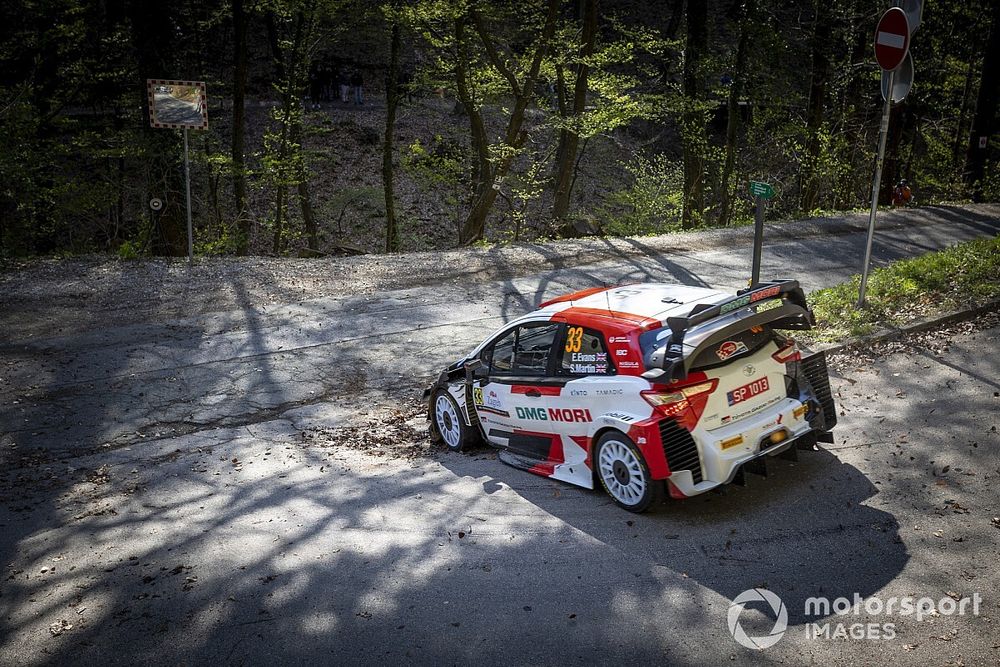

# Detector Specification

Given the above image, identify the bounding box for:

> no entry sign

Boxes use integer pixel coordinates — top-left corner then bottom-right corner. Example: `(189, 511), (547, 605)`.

(874, 7), (910, 71)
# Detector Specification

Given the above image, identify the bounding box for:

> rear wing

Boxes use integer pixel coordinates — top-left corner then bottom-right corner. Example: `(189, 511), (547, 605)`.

(644, 280), (814, 382)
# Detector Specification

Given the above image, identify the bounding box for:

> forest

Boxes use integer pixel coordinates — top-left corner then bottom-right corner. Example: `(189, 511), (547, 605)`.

(0, 0), (997, 258)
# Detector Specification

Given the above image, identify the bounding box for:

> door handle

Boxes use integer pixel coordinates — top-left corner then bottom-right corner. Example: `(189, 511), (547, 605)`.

(525, 388), (542, 398)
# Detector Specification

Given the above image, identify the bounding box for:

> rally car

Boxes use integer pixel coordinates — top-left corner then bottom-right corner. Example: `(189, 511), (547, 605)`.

(424, 280), (837, 512)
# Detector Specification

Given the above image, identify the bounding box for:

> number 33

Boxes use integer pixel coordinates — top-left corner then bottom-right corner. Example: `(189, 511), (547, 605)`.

(565, 326), (583, 353)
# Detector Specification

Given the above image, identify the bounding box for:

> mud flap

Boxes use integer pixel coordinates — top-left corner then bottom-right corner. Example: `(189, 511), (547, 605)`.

(815, 431), (834, 444)
(778, 445), (799, 462)
(744, 455), (768, 478)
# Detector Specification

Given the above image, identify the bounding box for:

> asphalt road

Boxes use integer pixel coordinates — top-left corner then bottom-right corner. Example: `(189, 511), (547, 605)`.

(1, 206), (999, 664)
(1, 204), (998, 456)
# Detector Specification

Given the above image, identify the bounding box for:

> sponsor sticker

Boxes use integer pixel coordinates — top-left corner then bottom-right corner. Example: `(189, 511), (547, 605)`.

(721, 435), (744, 450)
(609, 336), (629, 344)
(515, 406), (593, 422)
(750, 285), (781, 302)
(616, 349), (629, 357)
(720, 295), (751, 314)
(717, 340), (749, 361)
(727, 377), (770, 406)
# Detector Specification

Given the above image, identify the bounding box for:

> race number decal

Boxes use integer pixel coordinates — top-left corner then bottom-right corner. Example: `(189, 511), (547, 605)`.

(565, 326), (584, 353)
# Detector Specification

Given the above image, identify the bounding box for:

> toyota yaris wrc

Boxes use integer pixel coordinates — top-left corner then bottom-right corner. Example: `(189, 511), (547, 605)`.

(424, 280), (837, 512)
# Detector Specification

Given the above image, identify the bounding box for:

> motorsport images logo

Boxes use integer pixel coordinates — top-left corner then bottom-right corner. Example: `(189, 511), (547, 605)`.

(728, 588), (984, 649)
(727, 588), (788, 650)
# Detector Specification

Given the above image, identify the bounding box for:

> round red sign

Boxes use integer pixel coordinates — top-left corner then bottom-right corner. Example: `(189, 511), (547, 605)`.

(874, 7), (910, 71)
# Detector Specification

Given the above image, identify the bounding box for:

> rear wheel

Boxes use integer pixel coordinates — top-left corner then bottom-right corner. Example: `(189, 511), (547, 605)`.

(433, 389), (473, 452)
(595, 432), (663, 513)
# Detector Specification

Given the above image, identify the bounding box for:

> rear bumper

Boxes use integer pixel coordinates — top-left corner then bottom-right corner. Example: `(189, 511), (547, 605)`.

(666, 425), (819, 498)
(664, 397), (818, 498)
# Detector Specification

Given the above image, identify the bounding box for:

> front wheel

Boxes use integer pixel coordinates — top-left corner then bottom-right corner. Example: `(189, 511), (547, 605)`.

(595, 432), (663, 513)
(432, 389), (474, 452)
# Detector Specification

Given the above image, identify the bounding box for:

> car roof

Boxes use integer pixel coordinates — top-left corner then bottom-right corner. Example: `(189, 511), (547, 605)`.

(539, 283), (732, 333)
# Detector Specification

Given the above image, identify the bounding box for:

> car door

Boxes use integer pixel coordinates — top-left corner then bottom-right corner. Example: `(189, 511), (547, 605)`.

(473, 321), (564, 459)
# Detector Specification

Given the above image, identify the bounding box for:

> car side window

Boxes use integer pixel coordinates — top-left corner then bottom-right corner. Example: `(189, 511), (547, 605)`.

(560, 325), (612, 375)
(488, 324), (560, 376)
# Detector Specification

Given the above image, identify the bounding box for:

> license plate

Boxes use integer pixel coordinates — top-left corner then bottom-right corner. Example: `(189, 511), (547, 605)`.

(727, 376), (770, 406)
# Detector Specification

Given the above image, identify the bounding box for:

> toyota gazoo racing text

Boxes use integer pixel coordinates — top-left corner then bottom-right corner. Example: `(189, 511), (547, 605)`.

(424, 280), (837, 512)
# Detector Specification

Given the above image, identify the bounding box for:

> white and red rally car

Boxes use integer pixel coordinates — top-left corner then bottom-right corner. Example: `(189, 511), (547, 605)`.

(425, 280), (837, 512)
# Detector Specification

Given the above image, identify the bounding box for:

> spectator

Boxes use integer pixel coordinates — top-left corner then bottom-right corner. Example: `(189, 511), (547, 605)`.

(338, 69), (350, 103)
(308, 63), (322, 109)
(892, 179), (912, 206)
(350, 70), (364, 105)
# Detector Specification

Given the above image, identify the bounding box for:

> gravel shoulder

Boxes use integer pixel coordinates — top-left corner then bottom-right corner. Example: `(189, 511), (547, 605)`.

(2, 203), (997, 342)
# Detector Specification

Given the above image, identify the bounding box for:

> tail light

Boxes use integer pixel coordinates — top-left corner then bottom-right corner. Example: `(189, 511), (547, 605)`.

(642, 380), (718, 419)
(772, 339), (801, 364)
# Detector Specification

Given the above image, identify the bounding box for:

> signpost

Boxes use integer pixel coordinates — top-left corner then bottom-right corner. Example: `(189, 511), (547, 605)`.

(749, 181), (775, 287)
(858, 6), (917, 307)
(881, 51), (913, 103)
(147, 79), (209, 264)
(874, 7), (910, 71)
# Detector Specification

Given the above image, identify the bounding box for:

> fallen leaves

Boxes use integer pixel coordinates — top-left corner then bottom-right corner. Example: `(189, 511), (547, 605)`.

(48, 619), (73, 636)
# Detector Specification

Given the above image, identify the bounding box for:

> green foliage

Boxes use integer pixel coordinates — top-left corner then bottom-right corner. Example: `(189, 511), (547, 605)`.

(805, 236), (1000, 342)
(116, 239), (141, 260)
(402, 136), (465, 193)
(598, 153), (684, 236)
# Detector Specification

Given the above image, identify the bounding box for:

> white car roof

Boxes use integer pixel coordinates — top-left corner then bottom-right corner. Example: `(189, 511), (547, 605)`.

(540, 283), (732, 322)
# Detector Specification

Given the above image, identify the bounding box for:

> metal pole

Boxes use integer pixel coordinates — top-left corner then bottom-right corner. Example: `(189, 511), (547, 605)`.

(858, 69), (895, 307)
(183, 128), (194, 265)
(751, 195), (764, 287)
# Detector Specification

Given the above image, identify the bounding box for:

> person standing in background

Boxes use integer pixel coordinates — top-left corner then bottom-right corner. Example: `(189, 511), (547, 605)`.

(350, 70), (364, 105)
(338, 68), (350, 103)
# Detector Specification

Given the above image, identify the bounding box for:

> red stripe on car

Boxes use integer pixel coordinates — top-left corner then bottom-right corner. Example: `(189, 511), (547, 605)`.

(510, 385), (561, 396)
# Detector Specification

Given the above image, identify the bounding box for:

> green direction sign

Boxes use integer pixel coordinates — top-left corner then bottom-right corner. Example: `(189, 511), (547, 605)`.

(749, 181), (775, 199)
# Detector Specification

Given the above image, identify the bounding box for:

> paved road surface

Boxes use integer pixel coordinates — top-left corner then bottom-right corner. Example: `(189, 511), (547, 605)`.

(1, 204), (997, 456)
(1, 315), (997, 665)
(1, 205), (998, 664)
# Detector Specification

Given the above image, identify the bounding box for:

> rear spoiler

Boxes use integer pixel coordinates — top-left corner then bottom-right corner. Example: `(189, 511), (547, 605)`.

(644, 280), (814, 382)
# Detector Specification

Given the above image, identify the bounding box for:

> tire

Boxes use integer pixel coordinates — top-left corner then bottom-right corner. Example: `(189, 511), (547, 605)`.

(432, 389), (474, 452)
(595, 432), (663, 513)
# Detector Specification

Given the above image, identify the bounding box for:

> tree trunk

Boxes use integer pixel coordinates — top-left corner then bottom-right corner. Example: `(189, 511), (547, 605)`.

(458, 0), (559, 245)
(129, 1), (187, 256)
(453, 15), (492, 230)
(382, 18), (401, 252)
(717, 0), (754, 227)
(552, 0), (597, 223)
(681, 0), (708, 229)
(967, 0), (1000, 201)
(800, 0), (832, 212)
(232, 0), (250, 254)
(298, 180), (318, 252)
(951, 57), (976, 183)
(272, 186), (285, 254)
(265, 8), (309, 254)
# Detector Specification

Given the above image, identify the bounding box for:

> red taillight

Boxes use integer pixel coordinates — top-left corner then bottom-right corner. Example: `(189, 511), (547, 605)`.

(642, 379), (718, 419)
(772, 339), (801, 364)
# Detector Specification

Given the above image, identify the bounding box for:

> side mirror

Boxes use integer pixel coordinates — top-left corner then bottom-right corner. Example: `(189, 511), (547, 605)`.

(463, 358), (488, 380)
